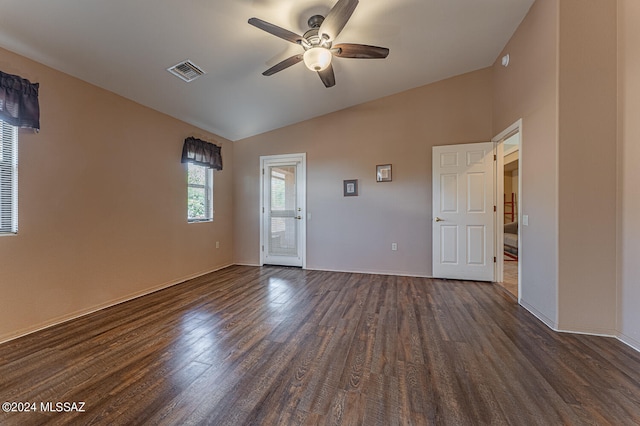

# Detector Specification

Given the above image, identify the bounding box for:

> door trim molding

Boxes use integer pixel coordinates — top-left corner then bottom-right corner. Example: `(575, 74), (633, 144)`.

(259, 153), (307, 268)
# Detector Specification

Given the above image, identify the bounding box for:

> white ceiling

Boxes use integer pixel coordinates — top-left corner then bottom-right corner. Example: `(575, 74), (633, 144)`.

(0, 0), (533, 141)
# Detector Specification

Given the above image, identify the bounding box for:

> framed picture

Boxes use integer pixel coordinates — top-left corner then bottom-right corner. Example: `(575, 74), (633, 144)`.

(376, 164), (392, 182)
(343, 179), (358, 196)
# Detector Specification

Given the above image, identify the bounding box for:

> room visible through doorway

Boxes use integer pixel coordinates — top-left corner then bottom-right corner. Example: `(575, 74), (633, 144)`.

(502, 132), (519, 297)
(492, 119), (522, 300)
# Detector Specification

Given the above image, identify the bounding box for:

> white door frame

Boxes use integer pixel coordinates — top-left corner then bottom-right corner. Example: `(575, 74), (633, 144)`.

(259, 153), (307, 268)
(492, 119), (522, 299)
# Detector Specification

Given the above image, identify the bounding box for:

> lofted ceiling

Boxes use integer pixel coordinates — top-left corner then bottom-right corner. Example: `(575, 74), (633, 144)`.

(0, 0), (534, 141)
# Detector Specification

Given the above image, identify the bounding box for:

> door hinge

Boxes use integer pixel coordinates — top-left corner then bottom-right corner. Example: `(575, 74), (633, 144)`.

(494, 257), (496, 263)
(262, 206), (264, 213)
(262, 245), (264, 252)
(494, 154), (497, 161)
(494, 205), (497, 212)
(262, 168), (265, 175)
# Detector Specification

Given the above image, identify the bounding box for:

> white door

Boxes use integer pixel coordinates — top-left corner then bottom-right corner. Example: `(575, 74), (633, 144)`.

(261, 154), (306, 267)
(432, 142), (495, 281)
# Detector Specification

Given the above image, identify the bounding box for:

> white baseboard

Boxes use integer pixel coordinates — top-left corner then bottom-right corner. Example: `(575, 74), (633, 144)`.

(231, 265), (640, 355)
(556, 328), (616, 338)
(7, 262), (638, 356)
(519, 299), (559, 330)
(617, 332), (640, 353)
(0, 263), (234, 345)
(234, 262), (261, 267)
(303, 266), (431, 278)
(519, 299), (639, 353)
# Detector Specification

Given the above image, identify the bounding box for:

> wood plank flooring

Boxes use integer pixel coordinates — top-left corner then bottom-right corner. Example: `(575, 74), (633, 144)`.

(0, 265), (639, 425)
(501, 260), (518, 298)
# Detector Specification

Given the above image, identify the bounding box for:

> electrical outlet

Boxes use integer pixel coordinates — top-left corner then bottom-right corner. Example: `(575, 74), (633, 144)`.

(391, 243), (398, 251)
(216, 241), (220, 249)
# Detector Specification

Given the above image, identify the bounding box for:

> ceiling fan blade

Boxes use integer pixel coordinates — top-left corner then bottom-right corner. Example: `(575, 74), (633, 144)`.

(248, 18), (303, 45)
(318, 0), (359, 42)
(333, 43), (389, 59)
(262, 54), (304, 76)
(317, 64), (336, 88)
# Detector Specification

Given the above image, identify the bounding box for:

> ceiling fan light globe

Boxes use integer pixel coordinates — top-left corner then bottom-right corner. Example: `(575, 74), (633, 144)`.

(303, 47), (332, 72)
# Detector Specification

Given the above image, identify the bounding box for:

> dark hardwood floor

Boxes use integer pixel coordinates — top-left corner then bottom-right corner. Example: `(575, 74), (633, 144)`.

(0, 265), (639, 425)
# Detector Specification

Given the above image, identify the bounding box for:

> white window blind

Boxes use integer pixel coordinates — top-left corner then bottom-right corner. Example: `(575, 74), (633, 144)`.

(0, 120), (18, 234)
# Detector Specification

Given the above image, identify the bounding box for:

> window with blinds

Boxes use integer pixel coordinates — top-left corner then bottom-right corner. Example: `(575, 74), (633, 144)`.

(0, 120), (18, 234)
(187, 162), (213, 222)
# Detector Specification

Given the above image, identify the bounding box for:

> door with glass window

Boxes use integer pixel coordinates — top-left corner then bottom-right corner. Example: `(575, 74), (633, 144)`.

(261, 154), (306, 267)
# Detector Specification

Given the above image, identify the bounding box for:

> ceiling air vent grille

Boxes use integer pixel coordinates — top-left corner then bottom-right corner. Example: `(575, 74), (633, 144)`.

(167, 60), (206, 82)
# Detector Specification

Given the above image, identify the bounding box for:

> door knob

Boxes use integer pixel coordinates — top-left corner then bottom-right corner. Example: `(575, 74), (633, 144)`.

(434, 217), (443, 222)
(295, 216), (302, 220)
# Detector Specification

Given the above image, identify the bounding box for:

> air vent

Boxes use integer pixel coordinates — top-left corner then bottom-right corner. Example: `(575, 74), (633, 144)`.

(167, 60), (206, 82)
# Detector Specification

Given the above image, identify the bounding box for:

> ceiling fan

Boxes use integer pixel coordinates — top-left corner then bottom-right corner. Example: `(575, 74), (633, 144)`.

(248, 0), (389, 88)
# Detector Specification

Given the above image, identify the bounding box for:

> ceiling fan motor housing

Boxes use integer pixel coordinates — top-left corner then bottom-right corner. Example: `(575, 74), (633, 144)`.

(302, 15), (332, 50)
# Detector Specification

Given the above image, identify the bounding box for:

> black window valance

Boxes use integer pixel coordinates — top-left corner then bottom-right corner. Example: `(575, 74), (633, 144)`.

(0, 70), (40, 130)
(181, 137), (222, 170)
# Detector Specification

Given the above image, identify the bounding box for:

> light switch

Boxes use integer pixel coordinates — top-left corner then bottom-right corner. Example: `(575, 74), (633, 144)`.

(391, 243), (398, 251)
(522, 215), (529, 226)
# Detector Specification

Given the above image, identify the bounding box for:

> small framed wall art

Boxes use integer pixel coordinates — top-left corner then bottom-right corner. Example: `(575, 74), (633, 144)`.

(376, 164), (392, 182)
(343, 179), (358, 196)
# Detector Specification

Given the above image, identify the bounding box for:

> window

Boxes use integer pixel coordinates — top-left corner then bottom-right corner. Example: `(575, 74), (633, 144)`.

(181, 136), (220, 223)
(187, 162), (213, 222)
(0, 119), (18, 234)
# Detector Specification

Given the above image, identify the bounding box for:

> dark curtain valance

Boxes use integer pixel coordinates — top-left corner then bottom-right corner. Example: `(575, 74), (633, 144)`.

(181, 137), (222, 170)
(0, 70), (40, 130)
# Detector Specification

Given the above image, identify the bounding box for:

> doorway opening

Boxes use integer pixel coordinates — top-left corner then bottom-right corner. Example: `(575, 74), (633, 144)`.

(501, 133), (520, 297)
(493, 120), (522, 300)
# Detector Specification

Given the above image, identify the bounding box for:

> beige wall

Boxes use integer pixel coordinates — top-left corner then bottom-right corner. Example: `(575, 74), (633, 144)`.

(3, 0), (638, 350)
(618, 0), (640, 350)
(494, 0), (619, 335)
(492, 0), (559, 327)
(233, 69), (493, 276)
(0, 47), (234, 343)
(557, 0), (617, 334)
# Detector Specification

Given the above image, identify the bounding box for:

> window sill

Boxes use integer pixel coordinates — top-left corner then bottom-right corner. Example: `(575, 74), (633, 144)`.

(188, 219), (213, 224)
